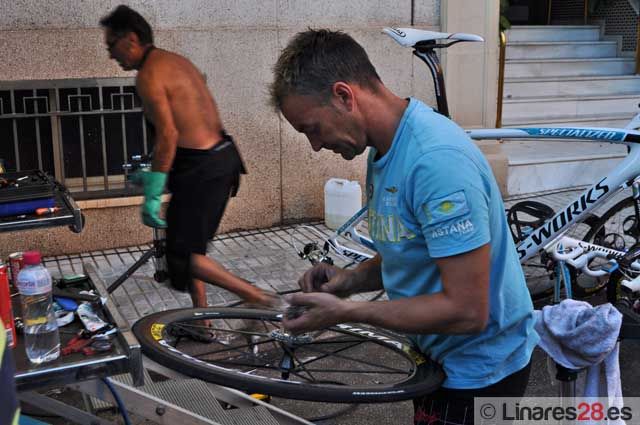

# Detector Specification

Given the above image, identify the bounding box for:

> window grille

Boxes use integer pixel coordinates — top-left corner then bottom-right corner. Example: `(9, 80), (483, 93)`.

(0, 78), (154, 199)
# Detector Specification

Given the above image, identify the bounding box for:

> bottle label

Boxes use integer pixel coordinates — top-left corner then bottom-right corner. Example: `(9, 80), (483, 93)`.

(17, 268), (52, 296)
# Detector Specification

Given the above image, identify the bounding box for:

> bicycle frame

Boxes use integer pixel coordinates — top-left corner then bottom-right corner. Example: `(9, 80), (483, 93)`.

(471, 127), (640, 261)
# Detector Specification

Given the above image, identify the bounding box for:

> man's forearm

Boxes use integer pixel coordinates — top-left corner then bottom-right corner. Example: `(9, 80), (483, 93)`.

(344, 255), (384, 295)
(151, 133), (178, 172)
(343, 292), (487, 335)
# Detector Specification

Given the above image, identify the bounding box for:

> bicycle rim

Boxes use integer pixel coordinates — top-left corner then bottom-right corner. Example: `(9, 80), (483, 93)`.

(585, 197), (640, 252)
(580, 196), (640, 295)
(133, 307), (444, 403)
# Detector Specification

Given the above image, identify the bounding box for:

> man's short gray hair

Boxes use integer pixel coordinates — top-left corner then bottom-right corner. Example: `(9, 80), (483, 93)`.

(270, 29), (381, 111)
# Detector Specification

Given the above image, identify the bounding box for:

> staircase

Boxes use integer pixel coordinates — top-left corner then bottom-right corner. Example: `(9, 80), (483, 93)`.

(501, 25), (639, 195)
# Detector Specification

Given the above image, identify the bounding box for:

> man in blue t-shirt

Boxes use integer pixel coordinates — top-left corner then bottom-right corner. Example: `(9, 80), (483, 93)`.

(271, 29), (538, 424)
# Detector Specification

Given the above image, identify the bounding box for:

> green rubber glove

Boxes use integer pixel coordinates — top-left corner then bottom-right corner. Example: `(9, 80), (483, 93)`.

(137, 170), (167, 228)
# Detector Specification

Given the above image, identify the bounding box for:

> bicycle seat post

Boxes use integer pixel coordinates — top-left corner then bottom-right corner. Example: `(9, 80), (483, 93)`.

(413, 45), (450, 118)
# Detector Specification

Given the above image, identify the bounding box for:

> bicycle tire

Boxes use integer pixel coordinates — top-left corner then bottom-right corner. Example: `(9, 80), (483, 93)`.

(133, 307), (444, 403)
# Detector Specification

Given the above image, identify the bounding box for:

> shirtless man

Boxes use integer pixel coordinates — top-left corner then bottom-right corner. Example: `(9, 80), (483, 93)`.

(100, 5), (271, 314)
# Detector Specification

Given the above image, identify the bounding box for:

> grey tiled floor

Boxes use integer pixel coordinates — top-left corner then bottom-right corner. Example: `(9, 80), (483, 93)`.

(44, 221), (378, 326)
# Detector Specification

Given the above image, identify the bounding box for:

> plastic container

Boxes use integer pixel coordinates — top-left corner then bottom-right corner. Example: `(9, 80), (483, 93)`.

(324, 178), (362, 230)
(16, 251), (60, 364)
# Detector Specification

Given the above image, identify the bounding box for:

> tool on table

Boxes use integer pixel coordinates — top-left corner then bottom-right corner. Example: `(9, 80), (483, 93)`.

(61, 326), (116, 356)
(52, 288), (100, 303)
(56, 274), (90, 290)
(35, 207), (61, 215)
(77, 302), (109, 332)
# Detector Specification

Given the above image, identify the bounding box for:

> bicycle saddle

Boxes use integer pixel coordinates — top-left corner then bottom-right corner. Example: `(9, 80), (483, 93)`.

(383, 27), (484, 48)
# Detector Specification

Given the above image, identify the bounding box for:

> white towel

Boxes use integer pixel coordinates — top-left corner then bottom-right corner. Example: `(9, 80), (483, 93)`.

(534, 299), (624, 425)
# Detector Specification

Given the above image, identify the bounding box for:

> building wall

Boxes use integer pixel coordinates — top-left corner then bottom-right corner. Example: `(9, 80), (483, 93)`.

(0, 1), (499, 255)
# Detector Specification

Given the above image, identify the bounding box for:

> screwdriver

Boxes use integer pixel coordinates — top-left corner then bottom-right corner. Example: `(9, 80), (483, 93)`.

(35, 207), (61, 215)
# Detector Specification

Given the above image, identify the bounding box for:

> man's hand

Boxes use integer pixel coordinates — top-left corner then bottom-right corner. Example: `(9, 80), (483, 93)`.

(136, 170), (167, 228)
(282, 292), (349, 334)
(298, 263), (356, 297)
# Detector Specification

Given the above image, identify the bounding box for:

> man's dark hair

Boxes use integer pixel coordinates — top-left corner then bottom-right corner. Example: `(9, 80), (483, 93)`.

(270, 29), (381, 111)
(100, 5), (153, 45)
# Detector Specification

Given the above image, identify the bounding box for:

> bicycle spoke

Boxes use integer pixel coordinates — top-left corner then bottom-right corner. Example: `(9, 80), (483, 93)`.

(282, 344), (318, 382)
(305, 337), (374, 345)
(171, 321), (273, 338)
(184, 336), (278, 359)
(203, 358), (281, 371)
(299, 342), (410, 374)
(295, 367), (408, 375)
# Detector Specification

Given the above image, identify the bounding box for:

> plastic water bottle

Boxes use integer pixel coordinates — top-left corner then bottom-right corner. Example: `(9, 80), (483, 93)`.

(16, 251), (60, 364)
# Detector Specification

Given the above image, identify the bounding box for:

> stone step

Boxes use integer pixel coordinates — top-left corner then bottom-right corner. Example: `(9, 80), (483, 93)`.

(502, 93), (640, 121)
(504, 75), (640, 98)
(506, 25), (601, 42)
(502, 112), (638, 129)
(506, 40), (618, 60)
(503, 140), (626, 195)
(506, 57), (635, 78)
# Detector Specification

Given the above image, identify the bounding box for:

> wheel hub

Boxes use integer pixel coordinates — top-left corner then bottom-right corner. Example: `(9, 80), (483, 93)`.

(269, 329), (312, 345)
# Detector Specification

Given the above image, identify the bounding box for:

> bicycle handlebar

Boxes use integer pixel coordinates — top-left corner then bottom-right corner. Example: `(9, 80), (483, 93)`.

(548, 236), (636, 277)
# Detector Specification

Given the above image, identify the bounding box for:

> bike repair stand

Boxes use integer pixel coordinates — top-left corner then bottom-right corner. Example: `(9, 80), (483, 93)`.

(107, 226), (168, 294)
(556, 364), (580, 398)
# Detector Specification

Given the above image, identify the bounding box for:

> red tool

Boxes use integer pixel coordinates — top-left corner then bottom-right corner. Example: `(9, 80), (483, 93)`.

(35, 207), (61, 216)
(61, 330), (93, 355)
(62, 327), (116, 356)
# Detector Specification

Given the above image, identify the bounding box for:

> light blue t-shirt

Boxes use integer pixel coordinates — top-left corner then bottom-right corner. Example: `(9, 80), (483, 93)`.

(366, 98), (539, 389)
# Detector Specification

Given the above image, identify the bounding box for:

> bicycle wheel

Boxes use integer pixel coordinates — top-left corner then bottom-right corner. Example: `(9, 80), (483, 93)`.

(133, 307), (444, 403)
(582, 196), (640, 297)
(522, 224), (599, 304)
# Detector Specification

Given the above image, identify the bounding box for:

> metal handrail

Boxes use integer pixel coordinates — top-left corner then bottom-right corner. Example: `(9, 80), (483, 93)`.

(636, 15), (640, 74)
(496, 31), (507, 128)
(584, 0), (589, 24)
(547, 0), (588, 24)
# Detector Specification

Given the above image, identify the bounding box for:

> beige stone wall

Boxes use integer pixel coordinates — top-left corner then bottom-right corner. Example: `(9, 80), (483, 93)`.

(441, 0), (506, 195)
(0, 1), (499, 255)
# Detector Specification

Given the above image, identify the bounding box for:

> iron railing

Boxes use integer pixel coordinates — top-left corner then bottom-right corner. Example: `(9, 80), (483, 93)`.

(0, 78), (152, 199)
(496, 31), (507, 128)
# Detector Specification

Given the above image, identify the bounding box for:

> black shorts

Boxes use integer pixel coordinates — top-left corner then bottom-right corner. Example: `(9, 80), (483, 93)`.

(413, 361), (531, 425)
(165, 134), (246, 291)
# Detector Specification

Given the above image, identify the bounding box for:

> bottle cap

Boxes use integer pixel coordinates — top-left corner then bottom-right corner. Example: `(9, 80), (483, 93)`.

(23, 251), (41, 265)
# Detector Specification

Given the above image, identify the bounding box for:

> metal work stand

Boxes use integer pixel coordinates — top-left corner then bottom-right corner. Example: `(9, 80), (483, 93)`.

(555, 364), (580, 399)
(107, 227), (168, 294)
